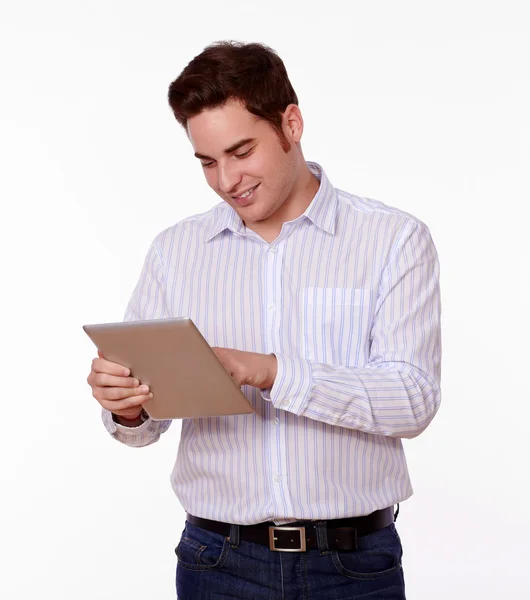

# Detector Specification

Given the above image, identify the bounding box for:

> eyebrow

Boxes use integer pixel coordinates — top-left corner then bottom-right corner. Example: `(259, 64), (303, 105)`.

(194, 137), (257, 160)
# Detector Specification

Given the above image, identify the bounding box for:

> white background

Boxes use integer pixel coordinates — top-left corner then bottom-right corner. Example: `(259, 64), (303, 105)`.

(1, 1), (529, 598)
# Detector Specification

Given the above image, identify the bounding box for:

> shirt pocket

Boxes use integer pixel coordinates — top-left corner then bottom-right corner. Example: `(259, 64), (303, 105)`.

(299, 287), (370, 366)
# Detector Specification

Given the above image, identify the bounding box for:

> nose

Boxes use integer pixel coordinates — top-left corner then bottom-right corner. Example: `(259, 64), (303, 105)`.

(217, 161), (242, 195)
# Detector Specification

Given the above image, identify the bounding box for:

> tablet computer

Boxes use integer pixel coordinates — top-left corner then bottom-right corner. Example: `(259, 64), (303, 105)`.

(83, 317), (255, 420)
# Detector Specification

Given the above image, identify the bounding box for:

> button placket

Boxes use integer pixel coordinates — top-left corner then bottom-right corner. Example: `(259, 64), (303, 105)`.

(263, 241), (294, 516)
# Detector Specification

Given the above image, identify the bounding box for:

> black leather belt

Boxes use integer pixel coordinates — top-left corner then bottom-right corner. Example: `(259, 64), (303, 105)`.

(186, 507), (395, 552)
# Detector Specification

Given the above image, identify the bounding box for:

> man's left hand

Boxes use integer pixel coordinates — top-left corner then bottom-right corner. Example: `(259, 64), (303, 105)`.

(211, 348), (277, 390)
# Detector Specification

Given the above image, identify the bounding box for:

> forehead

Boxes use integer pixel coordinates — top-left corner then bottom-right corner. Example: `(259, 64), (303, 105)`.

(187, 100), (265, 153)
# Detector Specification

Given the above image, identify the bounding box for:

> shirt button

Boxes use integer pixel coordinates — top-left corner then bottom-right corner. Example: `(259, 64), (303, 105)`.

(274, 475), (282, 482)
(274, 417), (280, 425)
(270, 247), (278, 254)
(268, 304), (275, 311)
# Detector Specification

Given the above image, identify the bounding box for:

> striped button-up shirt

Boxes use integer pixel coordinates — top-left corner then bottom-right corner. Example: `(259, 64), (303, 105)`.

(102, 162), (442, 525)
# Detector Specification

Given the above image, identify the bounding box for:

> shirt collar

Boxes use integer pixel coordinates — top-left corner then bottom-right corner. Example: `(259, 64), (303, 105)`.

(303, 162), (338, 235)
(205, 161), (338, 242)
(205, 203), (245, 241)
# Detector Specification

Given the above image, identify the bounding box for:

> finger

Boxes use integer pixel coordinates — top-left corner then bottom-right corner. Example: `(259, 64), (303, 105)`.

(92, 356), (130, 377)
(100, 393), (153, 413)
(93, 374), (140, 388)
(228, 371), (244, 386)
(95, 384), (150, 402)
(211, 347), (226, 359)
(113, 406), (144, 420)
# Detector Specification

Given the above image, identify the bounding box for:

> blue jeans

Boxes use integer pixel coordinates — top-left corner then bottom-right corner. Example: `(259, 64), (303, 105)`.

(175, 520), (405, 599)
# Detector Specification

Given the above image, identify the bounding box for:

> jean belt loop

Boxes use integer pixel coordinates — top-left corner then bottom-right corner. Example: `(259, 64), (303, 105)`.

(315, 520), (329, 551)
(229, 523), (240, 549)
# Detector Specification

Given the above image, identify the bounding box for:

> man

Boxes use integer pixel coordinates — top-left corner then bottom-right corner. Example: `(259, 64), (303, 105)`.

(87, 41), (441, 599)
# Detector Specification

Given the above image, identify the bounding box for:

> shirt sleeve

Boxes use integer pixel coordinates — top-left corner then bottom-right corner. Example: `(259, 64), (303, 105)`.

(102, 238), (173, 446)
(263, 220), (442, 439)
(102, 408), (172, 447)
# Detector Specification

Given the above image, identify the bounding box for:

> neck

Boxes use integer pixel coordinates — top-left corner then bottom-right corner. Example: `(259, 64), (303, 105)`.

(248, 162), (320, 243)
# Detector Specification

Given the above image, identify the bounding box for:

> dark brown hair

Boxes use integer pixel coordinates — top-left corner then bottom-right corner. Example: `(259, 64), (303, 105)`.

(167, 41), (298, 151)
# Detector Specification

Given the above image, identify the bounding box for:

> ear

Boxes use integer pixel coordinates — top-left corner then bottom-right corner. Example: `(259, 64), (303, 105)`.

(283, 104), (304, 144)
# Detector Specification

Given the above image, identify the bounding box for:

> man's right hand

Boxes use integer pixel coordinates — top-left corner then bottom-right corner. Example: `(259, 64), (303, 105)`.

(87, 350), (152, 422)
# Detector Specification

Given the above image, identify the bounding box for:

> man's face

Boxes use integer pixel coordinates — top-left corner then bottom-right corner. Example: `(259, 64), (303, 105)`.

(187, 99), (300, 228)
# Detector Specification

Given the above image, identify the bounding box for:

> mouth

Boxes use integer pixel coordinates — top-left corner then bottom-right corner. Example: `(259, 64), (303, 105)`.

(231, 184), (260, 206)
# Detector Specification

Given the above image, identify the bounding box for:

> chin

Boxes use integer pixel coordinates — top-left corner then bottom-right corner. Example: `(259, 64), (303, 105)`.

(242, 203), (273, 222)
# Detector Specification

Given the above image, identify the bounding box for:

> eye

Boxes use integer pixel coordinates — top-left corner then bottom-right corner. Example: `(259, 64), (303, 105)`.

(201, 161), (215, 169)
(235, 147), (254, 159)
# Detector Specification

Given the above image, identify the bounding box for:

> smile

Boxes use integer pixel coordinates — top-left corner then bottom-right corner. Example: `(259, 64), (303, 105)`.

(232, 184), (260, 201)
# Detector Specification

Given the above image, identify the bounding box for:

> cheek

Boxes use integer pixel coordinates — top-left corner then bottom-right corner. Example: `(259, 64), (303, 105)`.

(204, 169), (218, 190)
(243, 154), (263, 177)
(262, 148), (292, 183)
(266, 159), (293, 194)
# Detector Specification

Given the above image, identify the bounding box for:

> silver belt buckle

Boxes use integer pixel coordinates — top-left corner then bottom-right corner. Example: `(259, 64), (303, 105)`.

(269, 526), (307, 552)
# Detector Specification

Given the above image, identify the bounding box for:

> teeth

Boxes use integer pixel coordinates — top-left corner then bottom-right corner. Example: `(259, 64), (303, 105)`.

(236, 186), (256, 199)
